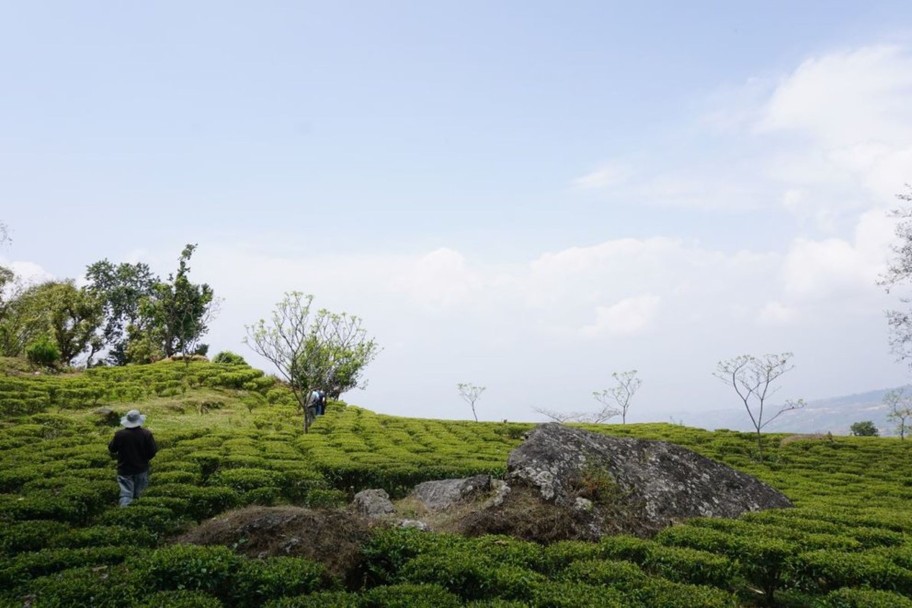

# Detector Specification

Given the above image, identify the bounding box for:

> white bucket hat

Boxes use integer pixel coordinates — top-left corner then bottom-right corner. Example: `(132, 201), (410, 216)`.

(121, 409), (146, 428)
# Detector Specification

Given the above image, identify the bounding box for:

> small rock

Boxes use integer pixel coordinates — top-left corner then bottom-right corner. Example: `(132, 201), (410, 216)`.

(351, 489), (395, 518)
(398, 519), (429, 531)
(411, 475), (493, 511)
(574, 497), (593, 512)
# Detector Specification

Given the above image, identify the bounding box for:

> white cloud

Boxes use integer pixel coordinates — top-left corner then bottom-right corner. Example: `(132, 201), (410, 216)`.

(757, 44), (912, 229)
(1, 259), (54, 285)
(571, 161), (631, 190)
(758, 301), (798, 325)
(582, 295), (661, 337)
(390, 248), (484, 313)
(759, 45), (912, 146)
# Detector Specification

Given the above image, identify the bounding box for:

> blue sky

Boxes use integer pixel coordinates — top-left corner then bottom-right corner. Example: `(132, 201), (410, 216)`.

(3, 2), (912, 425)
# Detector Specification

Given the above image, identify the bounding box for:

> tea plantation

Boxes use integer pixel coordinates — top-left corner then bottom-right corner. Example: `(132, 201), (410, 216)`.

(2, 359), (912, 607)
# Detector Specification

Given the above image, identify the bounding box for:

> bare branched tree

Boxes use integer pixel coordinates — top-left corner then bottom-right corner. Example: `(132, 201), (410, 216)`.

(533, 406), (606, 424)
(714, 353), (805, 461)
(457, 383), (485, 422)
(884, 388), (912, 440)
(879, 186), (912, 363)
(593, 370), (642, 424)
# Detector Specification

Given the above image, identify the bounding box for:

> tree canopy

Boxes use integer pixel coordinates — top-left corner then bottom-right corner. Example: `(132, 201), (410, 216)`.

(245, 292), (379, 432)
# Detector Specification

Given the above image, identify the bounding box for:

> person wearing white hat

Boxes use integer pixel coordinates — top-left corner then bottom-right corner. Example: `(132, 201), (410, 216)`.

(108, 409), (158, 507)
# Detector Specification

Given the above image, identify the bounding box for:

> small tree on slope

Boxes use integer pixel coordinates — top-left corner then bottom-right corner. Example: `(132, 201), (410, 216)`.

(245, 292), (379, 433)
(714, 353), (805, 461)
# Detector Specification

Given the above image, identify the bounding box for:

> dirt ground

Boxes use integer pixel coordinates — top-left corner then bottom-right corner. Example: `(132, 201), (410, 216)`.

(175, 505), (375, 582)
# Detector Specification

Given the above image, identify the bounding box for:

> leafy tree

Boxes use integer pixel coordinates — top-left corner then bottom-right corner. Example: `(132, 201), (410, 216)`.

(884, 389), (912, 440)
(714, 353), (805, 461)
(138, 244), (215, 360)
(35, 281), (103, 365)
(245, 292), (379, 432)
(0, 277), (47, 358)
(593, 370), (642, 424)
(0, 265), (20, 324)
(84, 259), (157, 364)
(299, 309), (380, 398)
(0, 280), (102, 365)
(457, 383), (485, 422)
(850, 421), (879, 436)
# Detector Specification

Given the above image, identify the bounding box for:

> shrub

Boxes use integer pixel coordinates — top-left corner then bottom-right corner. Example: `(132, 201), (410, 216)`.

(49, 525), (157, 549)
(96, 505), (187, 536)
(849, 421), (879, 437)
(728, 535), (795, 604)
(644, 545), (736, 589)
(137, 590), (224, 608)
(361, 583), (463, 608)
(560, 559), (647, 589)
(625, 578), (739, 608)
(596, 535), (654, 563)
(823, 587), (912, 608)
(145, 484), (238, 520)
(539, 540), (601, 575)
(530, 581), (627, 607)
(132, 544), (241, 599)
(0, 546), (130, 592)
(26, 336), (60, 369)
(210, 468), (285, 493)
(400, 551), (544, 601)
(213, 351), (248, 365)
(0, 520), (69, 554)
(789, 549), (912, 594)
(304, 488), (348, 508)
(234, 557), (331, 607)
(24, 564), (141, 608)
(263, 592), (360, 608)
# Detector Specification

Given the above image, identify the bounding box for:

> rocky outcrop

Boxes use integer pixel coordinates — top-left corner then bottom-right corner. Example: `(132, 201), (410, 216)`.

(504, 423), (792, 535)
(346, 424), (793, 542)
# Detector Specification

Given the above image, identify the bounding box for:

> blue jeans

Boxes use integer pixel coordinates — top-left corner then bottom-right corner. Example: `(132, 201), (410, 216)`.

(117, 471), (149, 507)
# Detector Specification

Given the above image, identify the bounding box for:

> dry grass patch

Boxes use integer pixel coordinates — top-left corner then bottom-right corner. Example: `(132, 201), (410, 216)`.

(175, 505), (374, 582)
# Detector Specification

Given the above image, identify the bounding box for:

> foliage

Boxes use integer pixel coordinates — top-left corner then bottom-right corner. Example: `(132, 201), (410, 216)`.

(245, 292), (379, 432)
(849, 420), (879, 436)
(138, 244), (216, 360)
(213, 350), (247, 365)
(85, 258), (157, 365)
(26, 335), (61, 369)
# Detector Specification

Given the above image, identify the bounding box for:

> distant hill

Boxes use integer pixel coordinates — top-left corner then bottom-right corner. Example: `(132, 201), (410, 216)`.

(683, 386), (912, 436)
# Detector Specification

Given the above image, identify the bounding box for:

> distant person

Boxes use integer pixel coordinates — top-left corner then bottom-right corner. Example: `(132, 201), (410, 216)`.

(310, 389), (327, 416)
(108, 409), (158, 507)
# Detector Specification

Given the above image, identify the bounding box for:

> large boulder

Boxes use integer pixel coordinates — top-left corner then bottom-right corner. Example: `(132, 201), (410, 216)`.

(502, 423), (792, 535)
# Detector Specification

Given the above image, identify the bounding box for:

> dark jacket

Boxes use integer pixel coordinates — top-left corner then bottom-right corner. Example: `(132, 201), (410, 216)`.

(108, 427), (158, 475)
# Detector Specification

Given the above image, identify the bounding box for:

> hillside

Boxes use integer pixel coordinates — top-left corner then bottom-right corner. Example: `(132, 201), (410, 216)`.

(685, 386), (912, 436)
(2, 360), (912, 607)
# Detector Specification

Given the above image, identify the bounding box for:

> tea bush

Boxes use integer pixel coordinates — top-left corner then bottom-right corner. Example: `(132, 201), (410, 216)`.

(822, 586), (912, 607)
